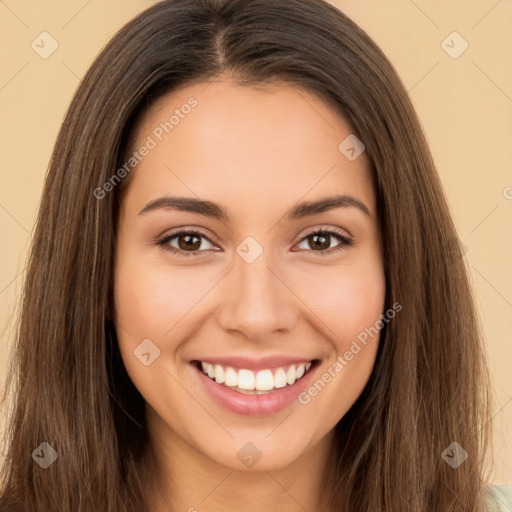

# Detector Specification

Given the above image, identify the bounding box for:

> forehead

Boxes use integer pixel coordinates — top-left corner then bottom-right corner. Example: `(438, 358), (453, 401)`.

(124, 79), (376, 220)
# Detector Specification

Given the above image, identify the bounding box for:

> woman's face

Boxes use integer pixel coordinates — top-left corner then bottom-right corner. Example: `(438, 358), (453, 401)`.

(114, 78), (385, 472)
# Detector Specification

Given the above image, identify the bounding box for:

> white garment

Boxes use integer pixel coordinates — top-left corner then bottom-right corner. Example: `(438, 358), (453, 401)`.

(484, 484), (512, 511)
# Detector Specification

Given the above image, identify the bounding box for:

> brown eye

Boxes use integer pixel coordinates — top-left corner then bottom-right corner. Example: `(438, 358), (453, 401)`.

(157, 230), (217, 256)
(157, 228), (353, 257)
(176, 233), (202, 251)
(294, 229), (353, 256)
(307, 233), (331, 251)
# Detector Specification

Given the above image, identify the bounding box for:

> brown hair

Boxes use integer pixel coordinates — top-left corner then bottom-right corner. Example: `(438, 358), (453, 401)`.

(0, 0), (492, 510)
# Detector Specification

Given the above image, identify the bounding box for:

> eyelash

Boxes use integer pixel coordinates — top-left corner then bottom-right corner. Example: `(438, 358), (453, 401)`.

(155, 227), (353, 257)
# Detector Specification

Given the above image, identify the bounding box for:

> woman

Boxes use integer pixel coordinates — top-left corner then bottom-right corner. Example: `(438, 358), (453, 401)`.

(1, 0), (510, 510)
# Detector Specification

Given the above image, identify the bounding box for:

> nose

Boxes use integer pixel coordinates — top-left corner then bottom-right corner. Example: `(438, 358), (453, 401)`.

(216, 248), (298, 343)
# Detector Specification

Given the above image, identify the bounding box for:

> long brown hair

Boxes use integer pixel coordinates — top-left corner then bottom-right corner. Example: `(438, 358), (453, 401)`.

(0, 0), (492, 510)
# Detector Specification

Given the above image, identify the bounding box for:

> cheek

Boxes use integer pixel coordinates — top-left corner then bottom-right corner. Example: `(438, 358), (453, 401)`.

(296, 265), (385, 422)
(296, 259), (386, 351)
(338, 273), (385, 349)
(113, 256), (188, 408)
(113, 253), (178, 378)
(114, 255), (210, 340)
(113, 251), (223, 393)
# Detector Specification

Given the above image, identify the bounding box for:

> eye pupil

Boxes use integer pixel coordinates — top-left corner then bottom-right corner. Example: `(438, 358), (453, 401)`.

(179, 234), (201, 251)
(309, 233), (330, 251)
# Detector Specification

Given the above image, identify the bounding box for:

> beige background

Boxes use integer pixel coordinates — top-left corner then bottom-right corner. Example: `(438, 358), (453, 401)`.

(0, 0), (511, 483)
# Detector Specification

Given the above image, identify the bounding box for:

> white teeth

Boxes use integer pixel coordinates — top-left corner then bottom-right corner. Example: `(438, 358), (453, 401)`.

(238, 369), (255, 390)
(286, 365), (296, 385)
(224, 367), (237, 387)
(199, 361), (314, 392)
(274, 368), (287, 388)
(214, 364), (224, 384)
(255, 369), (274, 391)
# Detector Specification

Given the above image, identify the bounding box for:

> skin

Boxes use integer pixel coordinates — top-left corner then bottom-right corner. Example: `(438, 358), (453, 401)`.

(114, 77), (385, 512)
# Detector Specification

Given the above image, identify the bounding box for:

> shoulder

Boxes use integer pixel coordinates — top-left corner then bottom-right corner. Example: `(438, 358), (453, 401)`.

(483, 483), (512, 512)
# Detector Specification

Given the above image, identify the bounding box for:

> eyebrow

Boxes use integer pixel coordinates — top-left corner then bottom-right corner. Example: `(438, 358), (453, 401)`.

(138, 194), (371, 220)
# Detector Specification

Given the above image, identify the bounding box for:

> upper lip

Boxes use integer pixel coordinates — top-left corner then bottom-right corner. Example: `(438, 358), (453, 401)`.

(191, 355), (317, 371)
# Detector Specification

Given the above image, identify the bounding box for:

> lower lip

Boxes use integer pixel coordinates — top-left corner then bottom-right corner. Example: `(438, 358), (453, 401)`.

(192, 362), (317, 416)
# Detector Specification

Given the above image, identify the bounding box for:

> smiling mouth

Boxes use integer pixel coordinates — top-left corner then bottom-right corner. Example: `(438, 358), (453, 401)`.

(193, 360), (318, 394)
